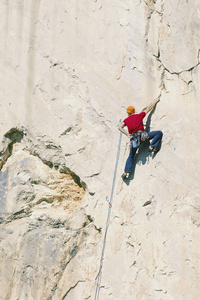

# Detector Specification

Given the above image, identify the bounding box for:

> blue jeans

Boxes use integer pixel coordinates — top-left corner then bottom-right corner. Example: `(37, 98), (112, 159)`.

(124, 147), (137, 173)
(147, 130), (163, 148)
(124, 130), (163, 173)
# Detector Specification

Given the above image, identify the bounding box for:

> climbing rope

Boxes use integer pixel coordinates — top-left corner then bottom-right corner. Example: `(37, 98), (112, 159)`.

(94, 122), (122, 300)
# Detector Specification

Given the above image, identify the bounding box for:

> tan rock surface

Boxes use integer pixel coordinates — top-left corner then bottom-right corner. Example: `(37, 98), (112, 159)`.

(0, 0), (200, 299)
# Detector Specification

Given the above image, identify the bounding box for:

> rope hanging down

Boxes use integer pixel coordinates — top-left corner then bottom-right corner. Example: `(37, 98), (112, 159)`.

(94, 123), (122, 300)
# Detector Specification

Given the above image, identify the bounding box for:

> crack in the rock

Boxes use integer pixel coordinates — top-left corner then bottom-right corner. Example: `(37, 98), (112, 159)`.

(150, 0), (198, 92)
(158, 58), (200, 76)
(154, 40), (200, 75)
(197, 49), (200, 63)
(153, 49), (199, 92)
(61, 280), (85, 300)
(143, 0), (155, 43)
(85, 173), (100, 178)
(59, 127), (73, 136)
(47, 249), (79, 299)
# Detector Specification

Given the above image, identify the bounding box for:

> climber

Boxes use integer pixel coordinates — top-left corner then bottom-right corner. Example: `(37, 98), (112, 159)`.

(118, 97), (163, 180)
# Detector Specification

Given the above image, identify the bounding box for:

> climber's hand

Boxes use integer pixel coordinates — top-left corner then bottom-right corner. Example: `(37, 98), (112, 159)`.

(154, 97), (160, 104)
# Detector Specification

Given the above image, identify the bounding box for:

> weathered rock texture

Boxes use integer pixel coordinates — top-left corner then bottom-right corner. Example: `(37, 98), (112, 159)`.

(0, 0), (200, 299)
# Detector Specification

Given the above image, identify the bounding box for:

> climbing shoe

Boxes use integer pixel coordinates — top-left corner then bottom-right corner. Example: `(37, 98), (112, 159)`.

(148, 146), (158, 153)
(152, 147), (158, 153)
(121, 173), (129, 180)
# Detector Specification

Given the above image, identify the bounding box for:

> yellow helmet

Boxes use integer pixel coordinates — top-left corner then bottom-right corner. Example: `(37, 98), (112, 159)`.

(126, 106), (135, 114)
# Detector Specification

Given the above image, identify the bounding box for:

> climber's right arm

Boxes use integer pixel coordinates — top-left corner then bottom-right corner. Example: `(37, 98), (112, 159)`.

(118, 122), (131, 138)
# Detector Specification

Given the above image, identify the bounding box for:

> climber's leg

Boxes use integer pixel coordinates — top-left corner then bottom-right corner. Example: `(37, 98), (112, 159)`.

(124, 146), (137, 174)
(147, 130), (163, 149)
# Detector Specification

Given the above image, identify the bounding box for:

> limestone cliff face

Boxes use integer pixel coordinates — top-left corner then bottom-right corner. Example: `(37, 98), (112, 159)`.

(0, 1), (200, 299)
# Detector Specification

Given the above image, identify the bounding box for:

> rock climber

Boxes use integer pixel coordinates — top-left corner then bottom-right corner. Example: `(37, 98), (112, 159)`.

(118, 97), (163, 180)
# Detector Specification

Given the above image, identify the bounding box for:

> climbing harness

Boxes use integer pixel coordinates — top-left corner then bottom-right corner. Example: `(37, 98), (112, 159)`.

(94, 123), (122, 300)
(130, 130), (148, 148)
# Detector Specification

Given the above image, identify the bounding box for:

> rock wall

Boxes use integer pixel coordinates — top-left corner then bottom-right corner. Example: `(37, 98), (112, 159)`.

(0, 0), (200, 299)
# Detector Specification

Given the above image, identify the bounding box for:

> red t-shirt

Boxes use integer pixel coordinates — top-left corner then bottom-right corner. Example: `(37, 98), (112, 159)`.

(123, 112), (146, 134)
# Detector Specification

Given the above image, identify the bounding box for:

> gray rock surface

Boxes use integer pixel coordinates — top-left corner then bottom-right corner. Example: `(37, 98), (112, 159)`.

(0, 0), (200, 299)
